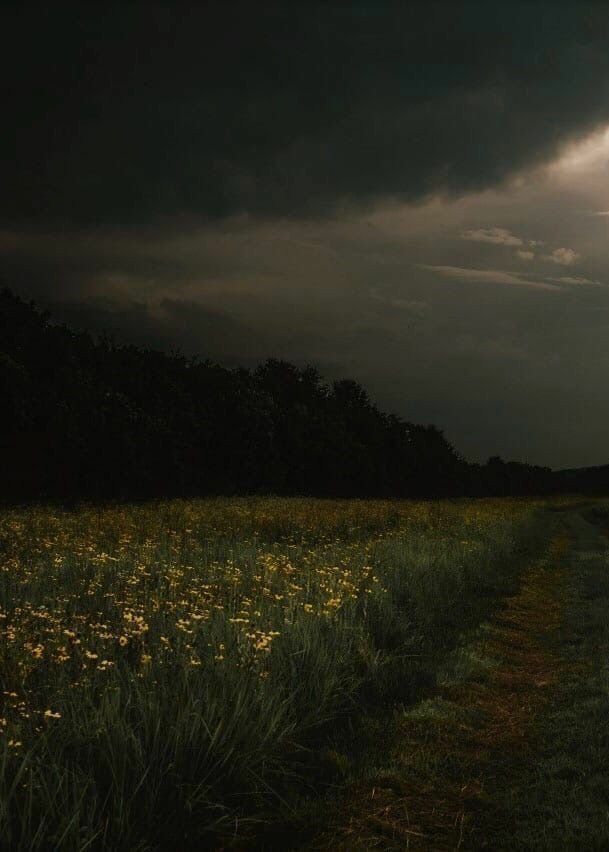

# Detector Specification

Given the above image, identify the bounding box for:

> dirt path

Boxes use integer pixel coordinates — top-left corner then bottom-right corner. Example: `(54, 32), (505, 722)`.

(309, 510), (609, 850)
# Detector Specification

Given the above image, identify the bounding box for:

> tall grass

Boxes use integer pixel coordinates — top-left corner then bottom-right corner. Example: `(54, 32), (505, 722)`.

(0, 497), (547, 849)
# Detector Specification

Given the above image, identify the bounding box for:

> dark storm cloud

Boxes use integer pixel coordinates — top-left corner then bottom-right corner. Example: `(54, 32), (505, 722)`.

(4, 2), (609, 227)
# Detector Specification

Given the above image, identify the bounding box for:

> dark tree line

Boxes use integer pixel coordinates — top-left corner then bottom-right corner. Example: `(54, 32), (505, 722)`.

(1, 288), (598, 504)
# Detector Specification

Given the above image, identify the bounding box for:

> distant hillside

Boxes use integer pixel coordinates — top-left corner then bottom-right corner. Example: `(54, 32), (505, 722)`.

(0, 287), (594, 502)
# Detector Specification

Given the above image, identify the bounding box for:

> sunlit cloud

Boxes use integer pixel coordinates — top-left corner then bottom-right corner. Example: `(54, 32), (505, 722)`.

(461, 227), (523, 246)
(544, 247), (580, 266)
(516, 250), (535, 261)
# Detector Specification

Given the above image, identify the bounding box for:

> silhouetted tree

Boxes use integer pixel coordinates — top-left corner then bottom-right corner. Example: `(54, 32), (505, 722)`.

(0, 288), (575, 503)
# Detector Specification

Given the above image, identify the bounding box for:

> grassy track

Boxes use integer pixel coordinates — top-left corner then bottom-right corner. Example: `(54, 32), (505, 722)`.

(491, 506), (609, 849)
(306, 503), (609, 851)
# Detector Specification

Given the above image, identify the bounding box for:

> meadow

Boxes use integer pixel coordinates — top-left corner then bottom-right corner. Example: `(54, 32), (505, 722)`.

(0, 497), (549, 850)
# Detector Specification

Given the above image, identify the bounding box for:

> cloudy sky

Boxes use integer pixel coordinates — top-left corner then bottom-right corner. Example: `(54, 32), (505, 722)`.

(4, 2), (609, 468)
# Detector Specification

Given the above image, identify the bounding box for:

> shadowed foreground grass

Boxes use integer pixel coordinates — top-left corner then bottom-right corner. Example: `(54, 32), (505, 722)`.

(0, 497), (549, 850)
(307, 525), (569, 849)
(305, 503), (609, 851)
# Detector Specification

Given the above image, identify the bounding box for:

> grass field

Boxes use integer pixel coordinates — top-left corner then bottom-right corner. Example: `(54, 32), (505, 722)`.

(0, 497), (556, 849)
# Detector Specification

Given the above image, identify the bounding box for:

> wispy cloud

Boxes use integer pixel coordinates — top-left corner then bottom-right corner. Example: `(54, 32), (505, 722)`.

(549, 275), (602, 286)
(369, 288), (430, 315)
(420, 265), (560, 291)
(516, 250), (535, 261)
(461, 227), (523, 246)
